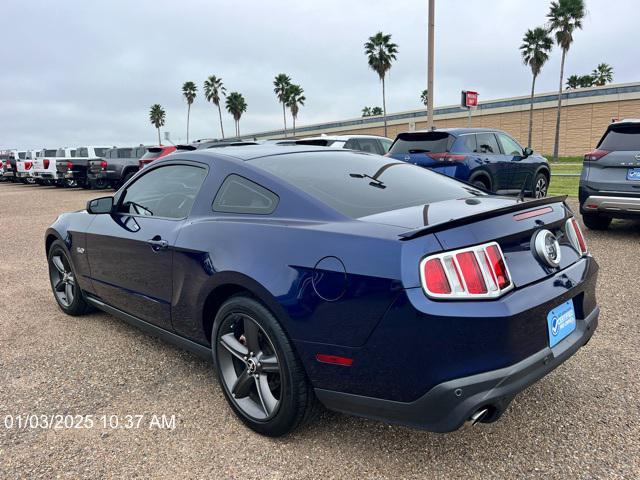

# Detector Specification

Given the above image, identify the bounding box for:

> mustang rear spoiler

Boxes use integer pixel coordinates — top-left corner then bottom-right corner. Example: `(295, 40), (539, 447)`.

(399, 195), (568, 240)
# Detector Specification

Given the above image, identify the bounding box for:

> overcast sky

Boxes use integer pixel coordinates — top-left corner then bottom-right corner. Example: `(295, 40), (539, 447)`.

(2, 0), (639, 149)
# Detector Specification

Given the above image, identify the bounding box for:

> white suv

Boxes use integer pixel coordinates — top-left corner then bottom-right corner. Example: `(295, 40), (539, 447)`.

(16, 150), (45, 184)
(295, 135), (393, 155)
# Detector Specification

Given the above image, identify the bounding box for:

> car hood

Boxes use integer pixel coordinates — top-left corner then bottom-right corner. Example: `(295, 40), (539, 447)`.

(357, 196), (522, 230)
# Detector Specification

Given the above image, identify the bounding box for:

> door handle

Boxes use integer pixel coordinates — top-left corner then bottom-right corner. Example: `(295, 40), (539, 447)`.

(147, 237), (168, 251)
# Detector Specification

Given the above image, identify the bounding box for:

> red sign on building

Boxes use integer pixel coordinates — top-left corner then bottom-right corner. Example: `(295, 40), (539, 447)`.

(463, 91), (479, 108)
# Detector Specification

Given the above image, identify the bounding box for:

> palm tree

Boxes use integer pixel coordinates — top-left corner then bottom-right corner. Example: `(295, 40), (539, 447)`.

(362, 106), (372, 117)
(182, 81), (197, 143)
(203, 75), (227, 139)
(566, 74), (581, 89)
(225, 92), (247, 137)
(273, 74), (292, 137)
(578, 74), (594, 87)
(547, 0), (586, 162)
(371, 106), (383, 116)
(520, 27), (553, 148)
(591, 63), (613, 86)
(420, 89), (428, 107)
(149, 104), (166, 146)
(285, 84), (305, 136)
(364, 32), (398, 137)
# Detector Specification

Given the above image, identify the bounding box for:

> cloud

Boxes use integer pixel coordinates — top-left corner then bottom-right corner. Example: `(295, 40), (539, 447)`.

(1, 0), (638, 148)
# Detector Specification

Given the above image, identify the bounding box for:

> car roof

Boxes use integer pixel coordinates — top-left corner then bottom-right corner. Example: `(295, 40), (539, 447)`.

(611, 118), (640, 126)
(301, 134), (391, 141)
(405, 127), (503, 136)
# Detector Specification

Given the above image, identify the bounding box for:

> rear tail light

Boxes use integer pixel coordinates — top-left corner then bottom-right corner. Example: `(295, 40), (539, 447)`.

(43, 159), (50, 169)
(566, 217), (588, 256)
(428, 152), (468, 162)
(67, 161), (73, 169)
(584, 149), (609, 162)
(420, 242), (513, 299)
(100, 160), (107, 169)
(25, 161), (33, 170)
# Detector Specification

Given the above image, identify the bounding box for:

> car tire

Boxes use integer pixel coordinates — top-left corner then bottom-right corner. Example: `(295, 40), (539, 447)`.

(582, 213), (611, 230)
(212, 295), (320, 436)
(47, 240), (92, 316)
(64, 179), (77, 188)
(471, 177), (490, 191)
(532, 172), (548, 198)
(90, 178), (110, 190)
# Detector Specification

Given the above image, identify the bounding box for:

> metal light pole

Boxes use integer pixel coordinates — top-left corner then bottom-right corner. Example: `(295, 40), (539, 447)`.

(426, 0), (435, 129)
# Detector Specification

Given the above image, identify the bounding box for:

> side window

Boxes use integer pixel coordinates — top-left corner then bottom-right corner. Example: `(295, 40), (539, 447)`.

(118, 148), (133, 158)
(212, 174), (279, 215)
(476, 133), (501, 154)
(70, 150), (76, 158)
(380, 138), (393, 153)
(118, 164), (206, 219)
(452, 134), (477, 153)
(344, 138), (361, 151)
(359, 139), (383, 154)
(497, 134), (524, 156)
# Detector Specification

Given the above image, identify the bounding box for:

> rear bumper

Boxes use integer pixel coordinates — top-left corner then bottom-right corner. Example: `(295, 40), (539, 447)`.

(316, 305), (598, 432)
(87, 171), (118, 182)
(582, 194), (640, 216)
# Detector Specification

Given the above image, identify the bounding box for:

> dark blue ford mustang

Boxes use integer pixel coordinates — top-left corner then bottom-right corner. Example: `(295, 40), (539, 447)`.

(45, 146), (599, 436)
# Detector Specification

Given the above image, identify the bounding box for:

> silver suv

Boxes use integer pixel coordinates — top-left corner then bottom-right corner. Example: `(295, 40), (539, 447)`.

(579, 119), (640, 229)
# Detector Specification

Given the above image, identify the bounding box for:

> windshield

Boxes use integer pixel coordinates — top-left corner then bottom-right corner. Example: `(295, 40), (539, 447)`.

(250, 151), (483, 218)
(599, 124), (640, 151)
(389, 132), (453, 154)
(44, 149), (57, 157)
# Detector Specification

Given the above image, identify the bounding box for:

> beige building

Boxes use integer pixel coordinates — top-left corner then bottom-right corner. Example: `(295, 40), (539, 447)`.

(250, 82), (640, 157)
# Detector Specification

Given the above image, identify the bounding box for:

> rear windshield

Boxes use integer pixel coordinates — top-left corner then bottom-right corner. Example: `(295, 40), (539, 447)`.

(250, 151), (482, 218)
(18, 152), (26, 159)
(76, 148), (88, 157)
(388, 132), (453, 155)
(94, 148), (108, 157)
(599, 124), (640, 151)
(44, 149), (57, 157)
(117, 148), (133, 158)
(141, 149), (163, 160)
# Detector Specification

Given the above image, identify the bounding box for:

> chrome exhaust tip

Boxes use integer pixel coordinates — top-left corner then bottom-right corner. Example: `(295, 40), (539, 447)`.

(469, 408), (489, 426)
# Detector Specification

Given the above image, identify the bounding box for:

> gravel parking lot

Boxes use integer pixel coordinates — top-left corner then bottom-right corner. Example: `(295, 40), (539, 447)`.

(0, 182), (638, 479)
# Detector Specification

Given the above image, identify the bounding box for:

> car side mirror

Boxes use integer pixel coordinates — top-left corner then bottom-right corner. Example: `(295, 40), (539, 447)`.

(523, 147), (533, 158)
(87, 196), (114, 214)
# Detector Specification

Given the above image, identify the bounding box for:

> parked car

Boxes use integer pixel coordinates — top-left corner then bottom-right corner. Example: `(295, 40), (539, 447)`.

(33, 148), (76, 186)
(46, 145), (598, 436)
(579, 119), (640, 230)
(138, 145), (177, 170)
(386, 128), (550, 198)
(87, 145), (147, 189)
(295, 134), (393, 154)
(0, 150), (22, 182)
(16, 149), (46, 184)
(56, 146), (110, 188)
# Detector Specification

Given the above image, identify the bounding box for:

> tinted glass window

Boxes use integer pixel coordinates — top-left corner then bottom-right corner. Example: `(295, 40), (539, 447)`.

(117, 148), (133, 158)
(135, 147), (147, 158)
(56, 149), (66, 157)
(476, 133), (501, 154)
(76, 148), (88, 157)
(345, 138), (383, 154)
(45, 149), (57, 156)
(250, 152), (483, 218)
(94, 148), (108, 157)
(213, 174), (279, 214)
(599, 125), (640, 150)
(18, 152), (26, 159)
(388, 132), (453, 154)
(451, 135), (476, 153)
(118, 165), (206, 219)
(497, 133), (523, 156)
(380, 138), (393, 153)
(141, 149), (163, 160)
(70, 149), (76, 158)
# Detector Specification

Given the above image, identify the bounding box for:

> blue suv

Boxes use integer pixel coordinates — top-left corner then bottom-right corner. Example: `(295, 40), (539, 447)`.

(387, 128), (550, 198)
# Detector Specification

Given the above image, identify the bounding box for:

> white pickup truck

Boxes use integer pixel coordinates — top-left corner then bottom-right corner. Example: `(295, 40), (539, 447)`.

(15, 149), (46, 184)
(32, 147), (76, 186)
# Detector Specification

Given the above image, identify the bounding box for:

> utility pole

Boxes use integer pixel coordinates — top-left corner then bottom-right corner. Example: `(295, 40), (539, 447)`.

(426, 0), (435, 129)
